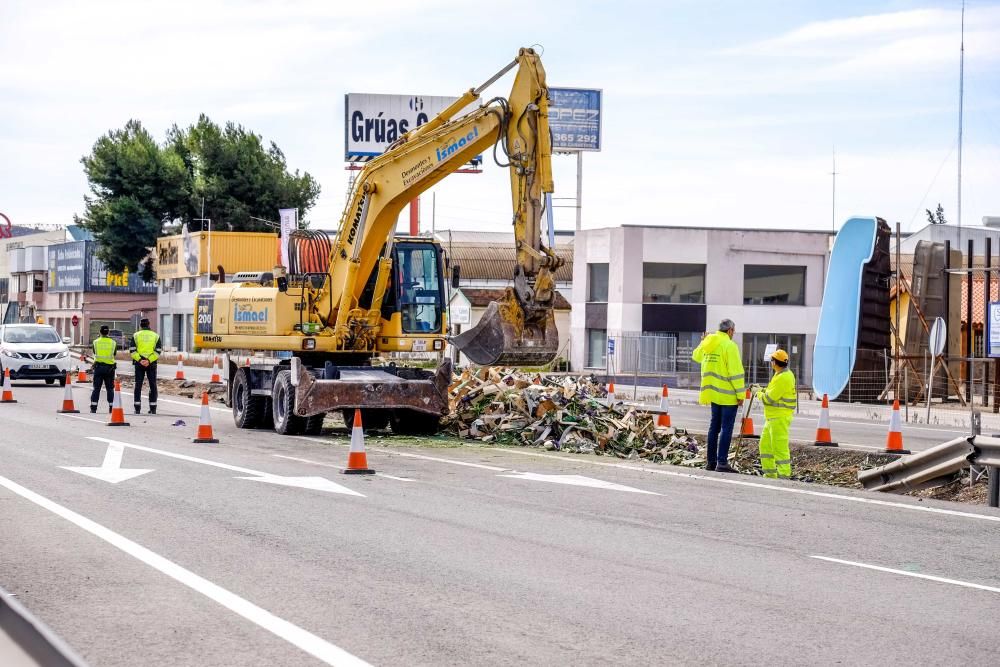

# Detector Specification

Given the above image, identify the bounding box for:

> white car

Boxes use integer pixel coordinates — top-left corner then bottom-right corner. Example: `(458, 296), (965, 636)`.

(0, 324), (73, 386)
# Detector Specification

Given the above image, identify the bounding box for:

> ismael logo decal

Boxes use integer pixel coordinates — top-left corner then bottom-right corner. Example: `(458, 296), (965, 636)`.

(234, 302), (269, 323)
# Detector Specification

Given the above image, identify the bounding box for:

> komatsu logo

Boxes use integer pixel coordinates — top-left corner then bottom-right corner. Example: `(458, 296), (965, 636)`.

(234, 304), (268, 322)
(347, 193), (366, 245)
(435, 127), (479, 162)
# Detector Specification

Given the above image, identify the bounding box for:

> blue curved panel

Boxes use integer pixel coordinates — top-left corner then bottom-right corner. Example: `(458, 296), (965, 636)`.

(813, 217), (879, 398)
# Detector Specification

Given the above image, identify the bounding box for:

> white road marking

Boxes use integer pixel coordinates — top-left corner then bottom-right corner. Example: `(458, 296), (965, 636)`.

(158, 397), (230, 413)
(61, 442), (154, 483)
(273, 454), (416, 482)
(499, 472), (660, 495)
(384, 450), (511, 472)
(0, 474), (370, 666)
(488, 448), (1000, 524)
(811, 555), (1000, 594)
(60, 413), (108, 425)
(87, 437), (363, 497)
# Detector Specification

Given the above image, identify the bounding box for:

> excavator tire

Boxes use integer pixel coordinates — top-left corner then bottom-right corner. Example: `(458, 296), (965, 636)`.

(303, 412), (326, 435)
(271, 370), (307, 435)
(232, 367), (268, 429)
(343, 409), (390, 432)
(390, 410), (441, 436)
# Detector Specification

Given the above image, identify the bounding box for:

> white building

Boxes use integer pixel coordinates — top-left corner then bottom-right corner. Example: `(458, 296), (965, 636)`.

(571, 225), (832, 383)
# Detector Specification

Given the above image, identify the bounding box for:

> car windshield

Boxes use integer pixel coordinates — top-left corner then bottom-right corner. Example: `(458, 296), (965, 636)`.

(3, 326), (61, 344)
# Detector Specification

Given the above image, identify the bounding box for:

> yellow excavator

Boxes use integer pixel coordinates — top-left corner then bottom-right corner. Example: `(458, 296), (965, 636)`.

(193, 47), (562, 434)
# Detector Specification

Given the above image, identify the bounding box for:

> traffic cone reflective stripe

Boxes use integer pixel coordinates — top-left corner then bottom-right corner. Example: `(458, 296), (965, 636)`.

(884, 399), (910, 454)
(1, 368), (16, 403)
(108, 380), (130, 426)
(57, 372), (80, 413)
(210, 356), (223, 384)
(175, 354), (186, 380)
(813, 393), (838, 447)
(656, 384), (672, 428)
(343, 409), (375, 475)
(193, 391), (219, 443)
(740, 389), (758, 439)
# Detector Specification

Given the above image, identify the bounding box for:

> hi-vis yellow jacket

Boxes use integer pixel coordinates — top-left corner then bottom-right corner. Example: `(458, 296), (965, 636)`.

(757, 369), (797, 419)
(692, 332), (746, 406)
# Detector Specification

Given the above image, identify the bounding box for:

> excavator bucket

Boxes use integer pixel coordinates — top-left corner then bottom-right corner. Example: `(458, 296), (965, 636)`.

(452, 291), (559, 367)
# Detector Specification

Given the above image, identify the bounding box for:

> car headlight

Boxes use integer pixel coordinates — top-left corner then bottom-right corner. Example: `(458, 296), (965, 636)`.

(1, 349), (21, 359)
(56, 351), (69, 359)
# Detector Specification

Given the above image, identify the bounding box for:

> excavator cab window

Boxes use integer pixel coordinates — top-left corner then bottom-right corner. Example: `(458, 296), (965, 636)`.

(394, 242), (444, 334)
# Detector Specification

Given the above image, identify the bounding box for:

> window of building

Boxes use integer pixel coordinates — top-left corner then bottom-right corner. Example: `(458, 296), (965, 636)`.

(742, 333), (806, 386)
(0, 277), (7, 302)
(58, 293), (64, 309)
(587, 264), (609, 302)
(743, 265), (806, 305)
(642, 263), (705, 303)
(161, 281), (169, 294)
(33, 278), (44, 293)
(172, 278), (183, 293)
(188, 278), (198, 292)
(586, 328), (607, 368)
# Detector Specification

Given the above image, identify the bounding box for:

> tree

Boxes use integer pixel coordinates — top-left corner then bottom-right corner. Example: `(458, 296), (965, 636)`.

(78, 116), (321, 271)
(926, 203), (947, 226)
(77, 120), (189, 272)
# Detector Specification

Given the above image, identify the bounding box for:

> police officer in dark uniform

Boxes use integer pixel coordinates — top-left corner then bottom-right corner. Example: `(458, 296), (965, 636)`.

(90, 325), (117, 413)
(130, 318), (162, 414)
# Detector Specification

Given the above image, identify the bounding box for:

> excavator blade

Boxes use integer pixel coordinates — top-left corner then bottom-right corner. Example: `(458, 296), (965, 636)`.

(451, 292), (559, 367)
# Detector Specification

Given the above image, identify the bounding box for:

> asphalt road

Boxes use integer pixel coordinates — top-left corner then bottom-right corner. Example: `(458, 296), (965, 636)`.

(2, 381), (1000, 665)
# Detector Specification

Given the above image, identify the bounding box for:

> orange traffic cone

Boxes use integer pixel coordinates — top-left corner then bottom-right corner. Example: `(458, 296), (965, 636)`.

(813, 394), (838, 447)
(606, 381), (616, 406)
(884, 399), (910, 454)
(1, 368), (16, 403)
(57, 372), (80, 413)
(343, 409), (375, 475)
(175, 354), (186, 380)
(193, 391), (219, 443)
(210, 356), (223, 384)
(108, 380), (130, 426)
(656, 385), (672, 428)
(77, 365), (89, 383)
(740, 389), (758, 439)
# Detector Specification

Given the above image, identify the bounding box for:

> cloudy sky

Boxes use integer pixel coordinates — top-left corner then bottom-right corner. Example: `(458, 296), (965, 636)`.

(1, 0), (998, 236)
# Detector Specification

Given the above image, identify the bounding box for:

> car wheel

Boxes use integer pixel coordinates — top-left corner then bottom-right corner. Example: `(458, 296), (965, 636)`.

(271, 370), (307, 435)
(45, 378), (55, 385)
(58, 376), (66, 387)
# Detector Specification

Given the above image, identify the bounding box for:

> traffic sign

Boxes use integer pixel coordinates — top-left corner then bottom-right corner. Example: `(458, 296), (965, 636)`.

(607, 338), (615, 356)
(928, 317), (946, 357)
(988, 303), (1000, 358)
(71, 314), (80, 327)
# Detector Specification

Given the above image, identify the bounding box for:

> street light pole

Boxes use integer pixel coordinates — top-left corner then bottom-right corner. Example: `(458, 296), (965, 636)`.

(194, 217), (212, 285)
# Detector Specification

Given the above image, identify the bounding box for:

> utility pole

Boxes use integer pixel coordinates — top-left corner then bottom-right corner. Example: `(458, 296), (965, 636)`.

(957, 0), (965, 248)
(830, 147), (838, 232)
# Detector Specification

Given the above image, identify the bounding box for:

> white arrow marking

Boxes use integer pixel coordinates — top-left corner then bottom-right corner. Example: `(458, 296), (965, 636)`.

(498, 472), (660, 495)
(61, 442), (154, 484)
(87, 437), (364, 497)
(236, 474), (365, 496)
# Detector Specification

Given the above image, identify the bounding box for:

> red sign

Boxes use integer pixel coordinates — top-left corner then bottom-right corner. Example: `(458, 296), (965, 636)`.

(0, 212), (11, 239)
(71, 315), (80, 327)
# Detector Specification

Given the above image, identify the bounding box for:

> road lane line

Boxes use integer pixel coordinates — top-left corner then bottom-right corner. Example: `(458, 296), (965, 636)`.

(487, 448), (1000, 524)
(379, 450), (511, 472)
(60, 414), (108, 425)
(158, 397), (230, 413)
(0, 474), (371, 666)
(274, 454), (416, 482)
(810, 555), (1000, 594)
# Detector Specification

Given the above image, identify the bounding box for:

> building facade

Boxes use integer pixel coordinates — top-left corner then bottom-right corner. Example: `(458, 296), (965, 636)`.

(571, 225), (832, 384)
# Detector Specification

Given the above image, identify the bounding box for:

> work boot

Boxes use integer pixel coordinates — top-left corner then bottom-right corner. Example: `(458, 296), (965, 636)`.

(134, 404), (142, 414)
(715, 464), (737, 474)
(90, 406), (97, 414)
(149, 406), (156, 415)
(705, 462), (717, 472)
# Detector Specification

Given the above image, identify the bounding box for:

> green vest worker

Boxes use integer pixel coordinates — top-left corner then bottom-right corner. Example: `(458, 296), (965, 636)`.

(90, 325), (117, 413)
(130, 318), (162, 414)
(755, 349), (797, 479)
(691, 319), (746, 473)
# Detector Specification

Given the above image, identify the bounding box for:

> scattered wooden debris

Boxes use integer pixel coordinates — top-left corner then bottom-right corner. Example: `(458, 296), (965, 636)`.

(443, 369), (703, 465)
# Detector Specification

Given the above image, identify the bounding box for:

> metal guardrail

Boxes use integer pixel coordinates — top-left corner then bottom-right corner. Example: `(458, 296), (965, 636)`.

(0, 585), (88, 667)
(858, 437), (975, 493)
(971, 434), (1000, 467)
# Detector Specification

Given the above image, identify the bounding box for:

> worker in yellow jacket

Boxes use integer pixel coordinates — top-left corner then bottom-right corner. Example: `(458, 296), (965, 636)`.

(755, 349), (797, 479)
(692, 319), (745, 473)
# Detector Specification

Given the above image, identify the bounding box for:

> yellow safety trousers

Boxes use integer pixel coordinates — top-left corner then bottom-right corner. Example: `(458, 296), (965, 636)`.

(759, 415), (792, 479)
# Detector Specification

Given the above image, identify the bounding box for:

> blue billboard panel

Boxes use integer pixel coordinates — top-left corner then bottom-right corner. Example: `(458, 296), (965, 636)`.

(47, 241), (87, 292)
(549, 87), (602, 151)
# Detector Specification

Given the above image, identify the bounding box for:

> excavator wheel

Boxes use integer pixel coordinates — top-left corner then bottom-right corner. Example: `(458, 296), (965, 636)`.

(271, 370), (307, 435)
(390, 410), (441, 436)
(303, 412), (327, 435)
(341, 409), (390, 432)
(232, 367), (268, 429)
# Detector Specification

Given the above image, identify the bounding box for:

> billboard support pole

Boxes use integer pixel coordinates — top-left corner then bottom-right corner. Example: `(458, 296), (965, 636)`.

(409, 198), (419, 236)
(576, 151), (583, 232)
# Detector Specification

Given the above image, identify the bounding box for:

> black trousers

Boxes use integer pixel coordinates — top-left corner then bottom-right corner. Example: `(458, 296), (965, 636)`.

(90, 364), (115, 409)
(134, 362), (158, 410)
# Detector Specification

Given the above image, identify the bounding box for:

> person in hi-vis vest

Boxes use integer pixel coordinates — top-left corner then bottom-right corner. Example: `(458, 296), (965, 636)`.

(90, 325), (117, 413)
(130, 318), (162, 414)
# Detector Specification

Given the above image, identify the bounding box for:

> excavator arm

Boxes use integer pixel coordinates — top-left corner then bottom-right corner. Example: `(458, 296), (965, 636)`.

(321, 47), (563, 366)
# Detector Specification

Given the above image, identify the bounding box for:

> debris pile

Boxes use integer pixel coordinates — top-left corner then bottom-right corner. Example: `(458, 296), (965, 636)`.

(444, 368), (703, 465)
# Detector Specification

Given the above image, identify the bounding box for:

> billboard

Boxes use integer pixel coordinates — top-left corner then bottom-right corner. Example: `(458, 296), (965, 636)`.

(48, 241), (155, 293)
(344, 93), (481, 163)
(549, 87), (602, 151)
(47, 241), (87, 292)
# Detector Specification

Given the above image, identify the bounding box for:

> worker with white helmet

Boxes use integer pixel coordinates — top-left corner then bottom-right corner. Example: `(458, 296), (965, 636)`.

(755, 348), (797, 479)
